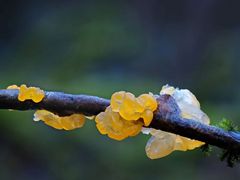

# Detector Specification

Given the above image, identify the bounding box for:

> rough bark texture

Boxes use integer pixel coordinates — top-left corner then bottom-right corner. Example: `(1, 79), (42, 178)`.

(0, 89), (240, 152)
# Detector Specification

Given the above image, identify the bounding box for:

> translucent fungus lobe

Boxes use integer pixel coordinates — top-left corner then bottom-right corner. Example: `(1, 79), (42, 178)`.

(145, 130), (176, 159)
(34, 110), (85, 130)
(144, 85), (210, 159)
(143, 128), (205, 159)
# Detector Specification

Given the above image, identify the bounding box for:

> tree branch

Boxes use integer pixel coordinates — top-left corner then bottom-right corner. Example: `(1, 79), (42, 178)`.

(0, 89), (240, 152)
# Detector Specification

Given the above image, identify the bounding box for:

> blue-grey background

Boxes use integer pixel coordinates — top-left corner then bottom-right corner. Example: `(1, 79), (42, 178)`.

(1, 0), (240, 179)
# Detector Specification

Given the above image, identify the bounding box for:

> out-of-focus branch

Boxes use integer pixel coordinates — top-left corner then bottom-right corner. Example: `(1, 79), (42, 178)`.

(0, 89), (240, 152)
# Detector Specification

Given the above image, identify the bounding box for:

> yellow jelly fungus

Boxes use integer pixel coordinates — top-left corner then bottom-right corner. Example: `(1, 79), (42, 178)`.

(7, 85), (20, 89)
(138, 94), (158, 111)
(137, 94), (158, 126)
(143, 128), (205, 159)
(176, 136), (205, 151)
(111, 91), (125, 112)
(143, 85), (210, 159)
(145, 131), (176, 159)
(95, 106), (143, 141)
(34, 110), (85, 130)
(18, 84), (45, 103)
(111, 91), (157, 126)
(141, 109), (154, 126)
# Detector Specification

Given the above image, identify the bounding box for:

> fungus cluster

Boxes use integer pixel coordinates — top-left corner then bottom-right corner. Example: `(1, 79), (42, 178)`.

(8, 84), (45, 103)
(6, 84), (210, 159)
(7, 84), (86, 130)
(142, 85), (210, 159)
(95, 92), (157, 140)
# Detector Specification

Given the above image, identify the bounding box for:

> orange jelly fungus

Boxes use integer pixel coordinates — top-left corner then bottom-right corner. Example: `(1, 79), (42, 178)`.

(15, 84), (45, 103)
(34, 110), (86, 130)
(95, 91), (157, 141)
(111, 91), (157, 126)
(95, 107), (142, 140)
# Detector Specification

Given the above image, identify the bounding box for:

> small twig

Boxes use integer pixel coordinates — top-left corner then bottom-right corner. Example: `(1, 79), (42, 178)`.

(0, 89), (240, 153)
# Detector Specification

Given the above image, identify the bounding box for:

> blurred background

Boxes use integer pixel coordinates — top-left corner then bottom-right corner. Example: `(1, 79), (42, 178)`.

(1, 0), (240, 179)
